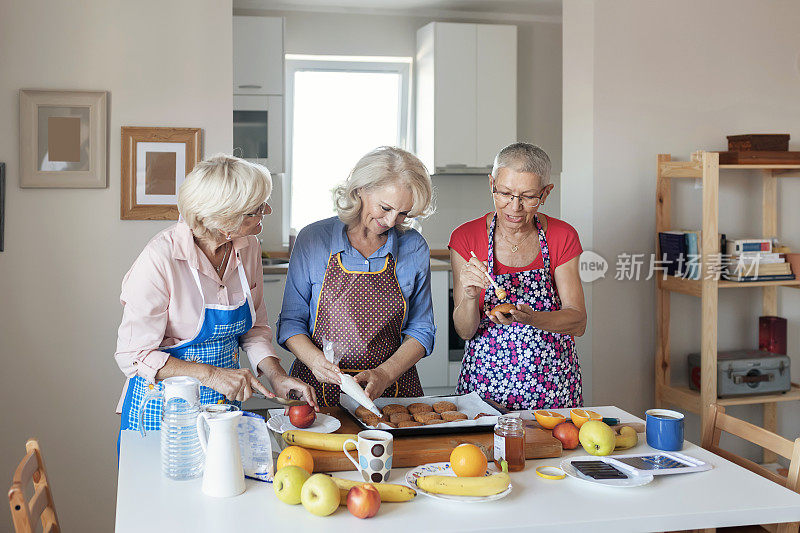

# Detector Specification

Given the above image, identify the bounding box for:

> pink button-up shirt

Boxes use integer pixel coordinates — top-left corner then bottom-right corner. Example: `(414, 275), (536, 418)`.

(115, 222), (277, 412)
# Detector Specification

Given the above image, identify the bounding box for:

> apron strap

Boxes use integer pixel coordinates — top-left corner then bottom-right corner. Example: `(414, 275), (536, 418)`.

(235, 259), (256, 326)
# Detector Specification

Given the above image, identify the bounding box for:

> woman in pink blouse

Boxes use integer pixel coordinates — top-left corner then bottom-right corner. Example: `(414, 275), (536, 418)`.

(115, 155), (316, 438)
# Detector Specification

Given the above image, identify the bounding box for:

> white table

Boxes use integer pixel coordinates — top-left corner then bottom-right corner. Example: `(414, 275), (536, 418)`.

(116, 406), (800, 532)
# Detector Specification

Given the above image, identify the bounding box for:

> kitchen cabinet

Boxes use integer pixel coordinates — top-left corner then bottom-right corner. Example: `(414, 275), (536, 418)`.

(417, 269), (449, 390)
(233, 16), (284, 95)
(415, 22), (517, 174)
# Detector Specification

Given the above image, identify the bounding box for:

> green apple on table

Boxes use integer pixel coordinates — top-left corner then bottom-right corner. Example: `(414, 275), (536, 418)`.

(301, 474), (340, 516)
(578, 420), (617, 456)
(273, 466), (310, 505)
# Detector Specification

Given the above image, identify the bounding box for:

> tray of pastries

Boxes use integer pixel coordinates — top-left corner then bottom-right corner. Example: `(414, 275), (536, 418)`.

(339, 392), (503, 436)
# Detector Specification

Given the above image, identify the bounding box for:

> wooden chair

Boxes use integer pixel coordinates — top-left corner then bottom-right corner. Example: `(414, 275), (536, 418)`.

(702, 404), (800, 533)
(8, 439), (60, 533)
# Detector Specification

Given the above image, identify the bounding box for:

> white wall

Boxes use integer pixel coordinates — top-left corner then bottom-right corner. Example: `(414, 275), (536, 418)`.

(0, 1), (232, 530)
(564, 0), (800, 451)
(236, 8), (563, 249)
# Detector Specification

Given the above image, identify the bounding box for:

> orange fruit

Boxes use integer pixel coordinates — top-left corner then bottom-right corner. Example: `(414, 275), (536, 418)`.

(277, 445), (314, 475)
(534, 410), (567, 429)
(449, 443), (488, 477)
(570, 409), (602, 428)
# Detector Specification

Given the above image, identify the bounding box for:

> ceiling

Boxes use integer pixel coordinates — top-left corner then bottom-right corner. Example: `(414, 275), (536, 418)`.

(234, 0), (563, 19)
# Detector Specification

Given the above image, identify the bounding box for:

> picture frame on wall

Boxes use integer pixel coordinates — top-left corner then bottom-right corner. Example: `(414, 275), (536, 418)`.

(19, 89), (108, 188)
(0, 163), (5, 252)
(121, 127), (202, 220)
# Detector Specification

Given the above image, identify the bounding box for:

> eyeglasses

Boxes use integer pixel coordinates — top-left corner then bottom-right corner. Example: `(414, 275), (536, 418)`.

(491, 187), (545, 207)
(244, 203), (268, 218)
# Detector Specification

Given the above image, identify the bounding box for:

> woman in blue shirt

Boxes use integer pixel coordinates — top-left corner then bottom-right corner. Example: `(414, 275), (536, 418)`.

(277, 147), (436, 406)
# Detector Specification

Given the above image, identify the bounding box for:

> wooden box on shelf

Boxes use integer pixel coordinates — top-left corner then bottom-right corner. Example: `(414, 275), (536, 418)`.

(727, 134), (789, 151)
(717, 151), (800, 165)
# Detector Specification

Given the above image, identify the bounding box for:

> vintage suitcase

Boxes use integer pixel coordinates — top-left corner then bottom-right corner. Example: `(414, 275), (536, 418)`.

(688, 350), (791, 397)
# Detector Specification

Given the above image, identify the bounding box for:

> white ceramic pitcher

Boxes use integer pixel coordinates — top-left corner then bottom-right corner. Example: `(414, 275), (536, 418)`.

(196, 407), (245, 497)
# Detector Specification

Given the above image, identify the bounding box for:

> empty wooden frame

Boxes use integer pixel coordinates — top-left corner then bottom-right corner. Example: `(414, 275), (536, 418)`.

(19, 89), (108, 188)
(121, 127), (202, 220)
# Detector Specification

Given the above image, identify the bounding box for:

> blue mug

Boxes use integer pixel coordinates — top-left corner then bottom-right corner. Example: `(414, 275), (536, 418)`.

(645, 409), (684, 451)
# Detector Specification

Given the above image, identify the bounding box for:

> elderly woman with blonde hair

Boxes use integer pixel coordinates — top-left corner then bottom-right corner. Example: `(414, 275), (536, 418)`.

(115, 155), (316, 443)
(277, 146), (436, 404)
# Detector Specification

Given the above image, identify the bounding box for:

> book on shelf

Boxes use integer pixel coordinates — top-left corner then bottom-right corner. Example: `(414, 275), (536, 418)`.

(659, 230), (708, 280)
(725, 238), (772, 255)
(722, 273), (796, 282)
(729, 252), (784, 264)
(729, 263), (792, 276)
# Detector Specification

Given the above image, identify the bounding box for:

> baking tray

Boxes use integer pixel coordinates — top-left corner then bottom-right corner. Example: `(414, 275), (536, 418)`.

(339, 391), (503, 437)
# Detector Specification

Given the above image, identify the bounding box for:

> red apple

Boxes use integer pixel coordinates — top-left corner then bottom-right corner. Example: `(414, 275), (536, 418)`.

(288, 404), (316, 428)
(346, 483), (381, 519)
(552, 421), (580, 450)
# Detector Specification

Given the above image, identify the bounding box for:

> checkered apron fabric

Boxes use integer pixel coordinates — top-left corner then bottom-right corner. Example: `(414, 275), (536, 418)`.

(120, 262), (255, 432)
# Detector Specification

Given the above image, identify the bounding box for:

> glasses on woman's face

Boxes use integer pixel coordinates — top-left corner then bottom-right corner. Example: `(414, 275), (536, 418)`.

(492, 187), (545, 208)
(244, 202), (269, 218)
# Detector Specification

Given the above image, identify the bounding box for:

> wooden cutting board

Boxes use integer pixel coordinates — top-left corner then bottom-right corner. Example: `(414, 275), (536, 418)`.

(280, 408), (562, 473)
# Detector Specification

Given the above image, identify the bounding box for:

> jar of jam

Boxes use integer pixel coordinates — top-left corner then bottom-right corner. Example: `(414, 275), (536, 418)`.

(493, 416), (525, 472)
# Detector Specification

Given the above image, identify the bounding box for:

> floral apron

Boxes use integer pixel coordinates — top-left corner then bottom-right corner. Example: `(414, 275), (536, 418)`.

(455, 214), (583, 410)
(290, 253), (423, 406)
(119, 260), (255, 433)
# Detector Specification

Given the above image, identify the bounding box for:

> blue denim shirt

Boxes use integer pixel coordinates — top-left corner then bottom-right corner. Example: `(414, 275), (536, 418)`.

(276, 216), (435, 356)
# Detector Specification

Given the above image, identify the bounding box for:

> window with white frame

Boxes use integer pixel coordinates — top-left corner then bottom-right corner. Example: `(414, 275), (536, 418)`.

(285, 55), (411, 236)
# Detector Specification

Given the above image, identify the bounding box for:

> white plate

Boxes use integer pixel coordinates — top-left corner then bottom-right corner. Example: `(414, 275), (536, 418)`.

(404, 462), (512, 502)
(560, 457), (654, 488)
(266, 413), (341, 434)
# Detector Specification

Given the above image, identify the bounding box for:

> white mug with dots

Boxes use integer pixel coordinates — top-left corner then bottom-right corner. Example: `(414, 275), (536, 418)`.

(343, 430), (393, 483)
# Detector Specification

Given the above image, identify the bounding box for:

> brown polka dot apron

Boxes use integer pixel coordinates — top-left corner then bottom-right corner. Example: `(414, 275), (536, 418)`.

(290, 253), (423, 406)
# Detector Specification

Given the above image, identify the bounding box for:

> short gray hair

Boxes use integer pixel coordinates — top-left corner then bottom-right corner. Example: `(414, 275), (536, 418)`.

(491, 142), (551, 187)
(333, 146), (435, 230)
(178, 154), (272, 239)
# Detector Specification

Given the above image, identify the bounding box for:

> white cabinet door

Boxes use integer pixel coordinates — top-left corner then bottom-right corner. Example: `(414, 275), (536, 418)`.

(258, 274), (294, 371)
(476, 24), (517, 166)
(433, 23), (477, 170)
(233, 16), (284, 95)
(416, 22), (516, 173)
(416, 270), (449, 390)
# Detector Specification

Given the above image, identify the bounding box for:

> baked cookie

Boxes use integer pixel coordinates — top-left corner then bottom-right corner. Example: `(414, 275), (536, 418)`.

(413, 412), (440, 423)
(441, 411), (468, 422)
(382, 421), (398, 428)
(473, 412), (494, 420)
(355, 406), (373, 419)
(361, 414), (380, 426)
(381, 404), (408, 416)
(389, 412), (412, 423)
(396, 420), (422, 428)
(423, 419), (444, 425)
(407, 402), (433, 414)
(433, 401), (457, 413)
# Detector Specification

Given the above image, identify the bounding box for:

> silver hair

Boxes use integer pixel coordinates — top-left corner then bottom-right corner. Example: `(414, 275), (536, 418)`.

(178, 154), (271, 239)
(491, 142), (551, 187)
(333, 146), (435, 230)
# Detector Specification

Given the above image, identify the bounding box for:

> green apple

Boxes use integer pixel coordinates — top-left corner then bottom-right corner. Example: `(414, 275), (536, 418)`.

(579, 420), (616, 456)
(273, 465), (310, 505)
(300, 474), (340, 516)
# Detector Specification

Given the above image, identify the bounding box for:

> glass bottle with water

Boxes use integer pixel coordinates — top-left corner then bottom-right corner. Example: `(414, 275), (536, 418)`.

(138, 376), (204, 480)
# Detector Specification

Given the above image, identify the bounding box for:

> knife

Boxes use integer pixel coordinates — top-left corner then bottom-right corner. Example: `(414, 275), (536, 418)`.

(252, 392), (306, 406)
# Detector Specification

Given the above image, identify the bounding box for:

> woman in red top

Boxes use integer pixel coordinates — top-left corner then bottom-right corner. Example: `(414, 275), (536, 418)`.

(449, 143), (586, 410)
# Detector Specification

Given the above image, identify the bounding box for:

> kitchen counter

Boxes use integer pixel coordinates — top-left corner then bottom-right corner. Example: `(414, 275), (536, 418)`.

(116, 406), (800, 532)
(263, 258), (451, 275)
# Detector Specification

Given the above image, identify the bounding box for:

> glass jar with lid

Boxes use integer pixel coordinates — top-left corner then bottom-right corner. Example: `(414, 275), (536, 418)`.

(493, 416), (525, 472)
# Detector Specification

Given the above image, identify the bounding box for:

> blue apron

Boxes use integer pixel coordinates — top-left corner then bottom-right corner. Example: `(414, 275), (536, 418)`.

(119, 259), (255, 435)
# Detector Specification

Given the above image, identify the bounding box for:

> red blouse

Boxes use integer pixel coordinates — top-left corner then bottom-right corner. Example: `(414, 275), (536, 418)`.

(448, 213), (583, 302)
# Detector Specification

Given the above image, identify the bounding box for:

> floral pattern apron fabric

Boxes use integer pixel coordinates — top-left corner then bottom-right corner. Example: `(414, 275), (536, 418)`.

(290, 253), (423, 406)
(455, 214), (583, 410)
(119, 261), (255, 432)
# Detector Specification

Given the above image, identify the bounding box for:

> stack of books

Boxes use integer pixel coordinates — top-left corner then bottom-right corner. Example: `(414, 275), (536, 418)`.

(723, 239), (795, 282)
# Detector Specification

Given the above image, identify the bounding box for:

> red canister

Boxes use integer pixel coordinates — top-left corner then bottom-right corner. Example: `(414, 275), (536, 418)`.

(759, 316), (787, 355)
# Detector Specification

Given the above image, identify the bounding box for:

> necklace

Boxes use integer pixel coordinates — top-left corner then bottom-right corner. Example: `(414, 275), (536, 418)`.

(215, 242), (231, 275)
(501, 228), (534, 253)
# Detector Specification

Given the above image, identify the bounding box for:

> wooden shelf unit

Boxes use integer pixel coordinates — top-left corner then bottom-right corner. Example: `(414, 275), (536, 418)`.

(655, 151), (800, 463)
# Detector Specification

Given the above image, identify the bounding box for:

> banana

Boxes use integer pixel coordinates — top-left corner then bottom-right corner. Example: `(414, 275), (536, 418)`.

(282, 430), (357, 452)
(416, 462), (510, 497)
(614, 426), (638, 450)
(332, 478), (416, 504)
